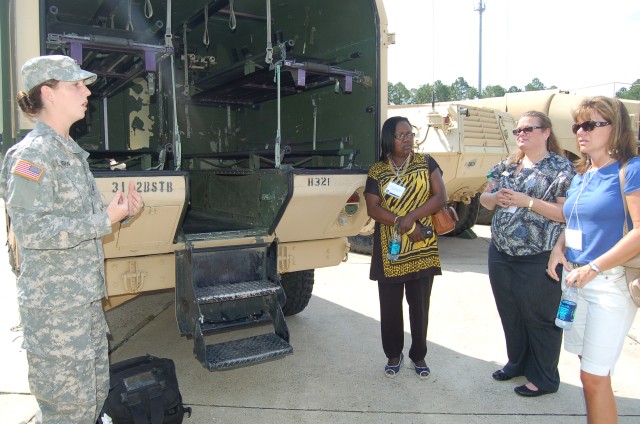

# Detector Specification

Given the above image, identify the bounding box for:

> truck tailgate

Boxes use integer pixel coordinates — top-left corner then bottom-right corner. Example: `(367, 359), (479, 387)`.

(93, 171), (188, 258)
(274, 170), (369, 242)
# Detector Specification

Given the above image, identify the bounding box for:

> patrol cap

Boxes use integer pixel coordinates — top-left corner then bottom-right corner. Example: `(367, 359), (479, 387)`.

(22, 55), (97, 91)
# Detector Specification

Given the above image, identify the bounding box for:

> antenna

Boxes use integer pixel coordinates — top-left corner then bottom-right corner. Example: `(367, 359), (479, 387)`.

(474, 0), (486, 94)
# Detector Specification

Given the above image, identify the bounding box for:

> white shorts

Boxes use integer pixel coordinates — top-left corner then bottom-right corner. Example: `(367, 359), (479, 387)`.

(560, 268), (637, 376)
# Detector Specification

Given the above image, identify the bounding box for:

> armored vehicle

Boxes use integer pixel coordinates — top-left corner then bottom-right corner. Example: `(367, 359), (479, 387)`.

(0, 0), (391, 370)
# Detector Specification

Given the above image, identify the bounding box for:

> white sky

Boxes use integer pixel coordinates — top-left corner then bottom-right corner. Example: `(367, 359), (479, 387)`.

(383, 0), (640, 96)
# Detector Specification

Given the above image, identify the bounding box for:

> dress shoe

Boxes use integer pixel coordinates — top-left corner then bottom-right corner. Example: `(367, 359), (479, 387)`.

(491, 369), (513, 381)
(514, 384), (550, 397)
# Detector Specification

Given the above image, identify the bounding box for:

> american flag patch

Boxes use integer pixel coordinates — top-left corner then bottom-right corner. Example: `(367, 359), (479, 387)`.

(12, 159), (44, 182)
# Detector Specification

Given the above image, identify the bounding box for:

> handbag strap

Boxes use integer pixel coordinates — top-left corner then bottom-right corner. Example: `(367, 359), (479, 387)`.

(619, 161), (630, 235)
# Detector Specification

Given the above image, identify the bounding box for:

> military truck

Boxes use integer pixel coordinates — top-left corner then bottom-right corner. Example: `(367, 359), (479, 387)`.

(0, 0), (391, 370)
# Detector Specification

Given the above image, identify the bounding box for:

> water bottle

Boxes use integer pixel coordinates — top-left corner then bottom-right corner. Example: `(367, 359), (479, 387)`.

(387, 226), (401, 260)
(486, 173), (499, 193)
(555, 286), (578, 330)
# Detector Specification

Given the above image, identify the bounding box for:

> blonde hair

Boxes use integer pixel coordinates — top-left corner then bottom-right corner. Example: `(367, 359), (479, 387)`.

(572, 96), (637, 174)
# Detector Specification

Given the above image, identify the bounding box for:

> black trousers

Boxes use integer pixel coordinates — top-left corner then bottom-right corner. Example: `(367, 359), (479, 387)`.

(378, 277), (434, 363)
(488, 243), (563, 392)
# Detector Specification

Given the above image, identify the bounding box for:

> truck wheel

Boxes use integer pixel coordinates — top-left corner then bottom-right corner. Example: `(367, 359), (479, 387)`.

(280, 270), (314, 316)
(448, 195), (480, 236)
(347, 235), (373, 255)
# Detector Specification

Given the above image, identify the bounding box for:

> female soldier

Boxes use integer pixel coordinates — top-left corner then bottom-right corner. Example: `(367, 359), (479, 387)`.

(0, 55), (143, 423)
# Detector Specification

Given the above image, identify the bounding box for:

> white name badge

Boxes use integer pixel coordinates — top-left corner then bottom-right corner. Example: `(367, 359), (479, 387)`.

(565, 228), (583, 251)
(384, 181), (406, 199)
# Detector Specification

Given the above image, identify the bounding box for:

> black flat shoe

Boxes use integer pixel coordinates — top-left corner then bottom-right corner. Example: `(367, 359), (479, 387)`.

(492, 369), (513, 381)
(514, 384), (550, 397)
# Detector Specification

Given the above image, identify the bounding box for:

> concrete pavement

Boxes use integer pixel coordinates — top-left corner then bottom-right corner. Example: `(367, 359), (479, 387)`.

(1, 213), (639, 422)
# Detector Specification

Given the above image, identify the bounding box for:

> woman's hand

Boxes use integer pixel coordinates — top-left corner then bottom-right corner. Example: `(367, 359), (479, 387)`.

(493, 188), (515, 209)
(547, 248), (568, 282)
(565, 266), (597, 288)
(126, 181), (144, 216)
(396, 215), (413, 234)
(107, 191), (130, 224)
(407, 223), (425, 243)
(501, 188), (531, 209)
(547, 232), (568, 282)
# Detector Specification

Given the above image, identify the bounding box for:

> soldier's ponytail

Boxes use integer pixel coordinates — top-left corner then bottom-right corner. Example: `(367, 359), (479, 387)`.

(16, 80), (58, 118)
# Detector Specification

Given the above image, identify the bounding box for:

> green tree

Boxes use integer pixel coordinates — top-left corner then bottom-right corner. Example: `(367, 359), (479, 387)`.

(433, 80), (452, 102)
(412, 84), (434, 104)
(388, 82), (412, 105)
(507, 86), (523, 93)
(525, 78), (546, 92)
(616, 80), (640, 100)
(451, 77), (477, 101)
(482, 85), (506, 98)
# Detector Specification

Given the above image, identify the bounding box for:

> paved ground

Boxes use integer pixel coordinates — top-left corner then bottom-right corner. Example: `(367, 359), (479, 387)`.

(1, 200), (639, 422)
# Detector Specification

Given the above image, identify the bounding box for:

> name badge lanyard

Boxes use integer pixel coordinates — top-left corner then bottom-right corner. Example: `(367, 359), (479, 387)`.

(384, 156), (409, 200)
(565, 170), (598, 250)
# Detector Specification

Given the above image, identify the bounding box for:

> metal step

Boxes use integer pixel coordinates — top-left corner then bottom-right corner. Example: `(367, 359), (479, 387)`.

(195, 279), (280, 304)
(202, 333), (293, 370)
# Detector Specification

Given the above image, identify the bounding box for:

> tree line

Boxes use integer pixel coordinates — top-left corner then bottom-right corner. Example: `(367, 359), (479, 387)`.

(388, 77), (640, 105)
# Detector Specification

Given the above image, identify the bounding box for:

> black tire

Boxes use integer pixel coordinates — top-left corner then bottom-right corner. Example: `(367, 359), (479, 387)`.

(347, 235), (373, 255)
(447, 195), (480, 236)
(280, 270), (314, 316)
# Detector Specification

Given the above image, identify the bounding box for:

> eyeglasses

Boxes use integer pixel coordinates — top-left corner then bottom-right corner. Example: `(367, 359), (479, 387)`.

(394, 132), (415, 141)
(512, 126), (545, 135)
(571, 121), (612, 134)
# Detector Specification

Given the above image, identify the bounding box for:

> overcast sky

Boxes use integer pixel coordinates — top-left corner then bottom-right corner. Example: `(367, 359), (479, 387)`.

(382, 0), (640, 96)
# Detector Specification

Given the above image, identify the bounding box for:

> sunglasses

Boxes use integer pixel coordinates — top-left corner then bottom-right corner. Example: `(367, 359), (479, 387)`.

(571, 121), (612, 134)
(394, 132), (415, 141)
(512, 126), (545, 135)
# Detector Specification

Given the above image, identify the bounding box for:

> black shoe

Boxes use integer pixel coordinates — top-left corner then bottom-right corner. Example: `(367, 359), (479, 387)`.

(492, 369), (513, 381)
(514, 384), (550, 397)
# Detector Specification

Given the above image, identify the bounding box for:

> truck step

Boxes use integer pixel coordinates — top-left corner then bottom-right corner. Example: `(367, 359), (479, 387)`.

(195, 279), (280, 304)
(202, 333), (293, 370)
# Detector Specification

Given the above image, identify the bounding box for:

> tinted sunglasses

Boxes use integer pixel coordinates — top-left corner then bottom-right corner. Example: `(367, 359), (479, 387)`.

(512, 126), (545, 135)
(571, 121), (612, 134)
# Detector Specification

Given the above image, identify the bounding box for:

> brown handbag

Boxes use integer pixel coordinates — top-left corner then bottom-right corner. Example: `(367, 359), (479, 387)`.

(432, 206), (458, 235)
(618, 162), (640, 308)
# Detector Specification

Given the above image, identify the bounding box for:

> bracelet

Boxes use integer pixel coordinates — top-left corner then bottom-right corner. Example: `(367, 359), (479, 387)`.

(394, 215), (401, 225)
(527, 199), (534, 210)
(408, 222), (417, 234)
(589, 261), (602, 274)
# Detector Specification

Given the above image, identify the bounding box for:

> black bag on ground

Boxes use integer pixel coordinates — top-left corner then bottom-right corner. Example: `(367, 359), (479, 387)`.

(100, 354), (192, 424)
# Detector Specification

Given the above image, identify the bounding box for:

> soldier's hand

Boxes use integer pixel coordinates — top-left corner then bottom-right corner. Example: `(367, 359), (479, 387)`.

(127, 181), (144, 216)
(107, 191), (130, 224)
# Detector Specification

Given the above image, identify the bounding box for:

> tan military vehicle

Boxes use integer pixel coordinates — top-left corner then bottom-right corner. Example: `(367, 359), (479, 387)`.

(1, 0), (392, 370)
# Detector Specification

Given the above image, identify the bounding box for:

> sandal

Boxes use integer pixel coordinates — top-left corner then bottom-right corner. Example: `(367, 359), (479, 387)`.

(410, 361), (431, 380)
(384, 353), (404, 378)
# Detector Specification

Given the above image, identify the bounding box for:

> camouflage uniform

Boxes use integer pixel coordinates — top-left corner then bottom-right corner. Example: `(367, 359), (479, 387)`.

(0, 119), (112, 423)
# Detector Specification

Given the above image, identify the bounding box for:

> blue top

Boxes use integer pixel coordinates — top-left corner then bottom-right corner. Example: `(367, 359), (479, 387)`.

(490, 152), (575, 256)
(563, 157), (640, 264)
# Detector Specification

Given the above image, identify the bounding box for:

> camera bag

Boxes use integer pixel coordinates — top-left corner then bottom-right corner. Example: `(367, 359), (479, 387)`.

(100, 354), (191, 424)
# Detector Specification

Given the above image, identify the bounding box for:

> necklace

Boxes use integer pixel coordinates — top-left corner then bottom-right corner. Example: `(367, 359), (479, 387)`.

(567, 157), (616, 227)
(588, 157), (614, 172)
(389, 154), (410, 179)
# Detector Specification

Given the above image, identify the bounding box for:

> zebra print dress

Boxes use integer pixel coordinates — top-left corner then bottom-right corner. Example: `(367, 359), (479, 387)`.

(365, 154), (442, 283)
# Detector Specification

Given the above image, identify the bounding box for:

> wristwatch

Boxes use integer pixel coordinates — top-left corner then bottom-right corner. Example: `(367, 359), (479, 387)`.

(589, 261), (602, 274)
